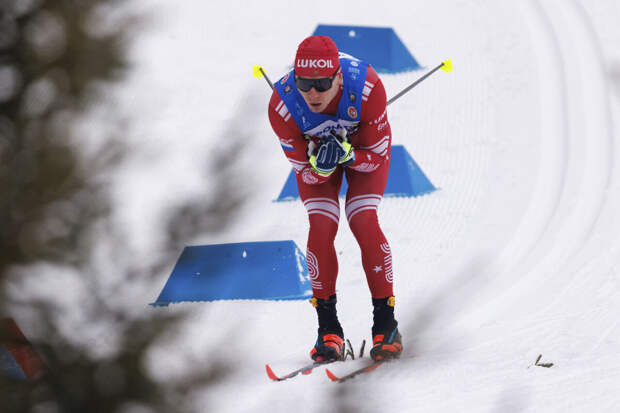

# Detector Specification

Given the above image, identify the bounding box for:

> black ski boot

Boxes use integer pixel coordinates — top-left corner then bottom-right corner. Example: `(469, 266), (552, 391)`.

(309, 295), (345, 362)
(370, 296), (403, 361)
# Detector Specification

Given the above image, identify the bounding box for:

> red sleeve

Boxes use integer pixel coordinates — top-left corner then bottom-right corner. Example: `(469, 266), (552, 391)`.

(268, 90), (331, 185)
(348, 66), (392, 173)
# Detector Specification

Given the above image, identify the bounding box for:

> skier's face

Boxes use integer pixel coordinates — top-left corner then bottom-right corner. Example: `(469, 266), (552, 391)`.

(296, 71), (342, 113)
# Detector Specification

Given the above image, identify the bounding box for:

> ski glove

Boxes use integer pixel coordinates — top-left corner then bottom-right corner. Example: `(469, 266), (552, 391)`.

(309, 140), (340, 177)
(325, 130), (355, 167)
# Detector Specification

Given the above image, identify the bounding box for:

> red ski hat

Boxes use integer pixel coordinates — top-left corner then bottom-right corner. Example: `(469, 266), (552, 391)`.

(294, 36), (339, 77)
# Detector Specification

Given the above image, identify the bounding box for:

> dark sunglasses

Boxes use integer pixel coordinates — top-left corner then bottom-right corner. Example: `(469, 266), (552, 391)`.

(295, 68), (340, 92)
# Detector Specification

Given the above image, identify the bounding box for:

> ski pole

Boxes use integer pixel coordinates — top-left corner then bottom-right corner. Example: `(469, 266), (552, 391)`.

(386, 59), (452, 106)
(253, 65), (274, 90)
(253, 59), (453, 103)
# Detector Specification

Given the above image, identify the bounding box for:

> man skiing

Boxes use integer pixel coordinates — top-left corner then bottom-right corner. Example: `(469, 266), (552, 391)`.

(267, 35), (402, 362)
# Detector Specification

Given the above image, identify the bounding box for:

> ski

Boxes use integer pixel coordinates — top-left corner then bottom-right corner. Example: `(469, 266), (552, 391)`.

(266, 339), (360, 382)
(265, 360), (334, 382)
(325, 360), (386, 383)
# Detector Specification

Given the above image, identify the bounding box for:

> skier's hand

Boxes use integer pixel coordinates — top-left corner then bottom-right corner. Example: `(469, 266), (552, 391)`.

(325, 130), (355, 167)
(309, 140), (340, 176)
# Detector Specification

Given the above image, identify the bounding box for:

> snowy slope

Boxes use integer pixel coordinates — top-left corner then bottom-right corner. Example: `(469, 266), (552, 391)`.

(113, 0), (620, 411)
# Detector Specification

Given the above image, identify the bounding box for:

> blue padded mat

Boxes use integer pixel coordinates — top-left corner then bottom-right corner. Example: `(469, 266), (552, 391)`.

(313, 25), (421, 73)
(0, 344), (26, 380)
(152, 241), (313, 305)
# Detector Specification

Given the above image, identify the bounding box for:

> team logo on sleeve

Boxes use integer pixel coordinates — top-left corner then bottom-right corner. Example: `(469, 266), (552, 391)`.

(280, 73), (290, 84)
(347, 106), (358, 119)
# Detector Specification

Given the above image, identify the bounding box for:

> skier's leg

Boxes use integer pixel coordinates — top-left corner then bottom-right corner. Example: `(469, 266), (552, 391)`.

(345, 162), (402, 361)
(344, 162), (393, 299)
(296, 169), (345, 361)
(296, 168), (343, 299)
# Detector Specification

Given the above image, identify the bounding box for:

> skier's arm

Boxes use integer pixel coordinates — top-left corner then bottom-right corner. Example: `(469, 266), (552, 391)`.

(347, 67), (392, 173)
(268, 91), (332, 185)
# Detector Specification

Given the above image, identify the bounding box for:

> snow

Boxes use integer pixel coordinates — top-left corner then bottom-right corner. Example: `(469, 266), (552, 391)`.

(83, 0), (620, 411)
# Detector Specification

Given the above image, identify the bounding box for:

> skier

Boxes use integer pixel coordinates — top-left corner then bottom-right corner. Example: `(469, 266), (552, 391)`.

(268, 36), (402, 362)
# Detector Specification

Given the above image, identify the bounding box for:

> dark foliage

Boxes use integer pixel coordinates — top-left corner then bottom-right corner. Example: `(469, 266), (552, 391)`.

(0, 1), (244, 411)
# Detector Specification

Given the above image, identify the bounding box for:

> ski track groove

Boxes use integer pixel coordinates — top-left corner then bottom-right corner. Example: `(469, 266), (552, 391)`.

(530, 0), (612, 295)
(525, 0), (618, 362)
(453, 0), (614, 332)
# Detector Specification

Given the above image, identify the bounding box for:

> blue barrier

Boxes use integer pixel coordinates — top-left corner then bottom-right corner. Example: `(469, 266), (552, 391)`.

(151, 241), (312, 305)
(0, 345), (27, 380)
(0, 318), (46, 380)
(275, 145), (436, 202)
(312, 25), (421, 73)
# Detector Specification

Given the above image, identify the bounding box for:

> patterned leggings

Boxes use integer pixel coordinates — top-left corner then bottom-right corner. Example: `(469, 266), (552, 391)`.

(297, 160), (394, 299)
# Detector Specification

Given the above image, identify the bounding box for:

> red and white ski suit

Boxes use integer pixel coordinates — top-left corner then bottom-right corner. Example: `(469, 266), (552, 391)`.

(268, 66), (394, 300)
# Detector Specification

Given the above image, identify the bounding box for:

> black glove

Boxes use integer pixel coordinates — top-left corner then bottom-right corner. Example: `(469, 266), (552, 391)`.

(325, 130), (355, 167)
(309, 140), (340, 176)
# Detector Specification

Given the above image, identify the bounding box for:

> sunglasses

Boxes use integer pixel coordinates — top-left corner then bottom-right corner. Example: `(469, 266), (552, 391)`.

(294, 68), (340, 92)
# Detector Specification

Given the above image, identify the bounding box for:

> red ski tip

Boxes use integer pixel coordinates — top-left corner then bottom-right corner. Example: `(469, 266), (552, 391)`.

(302, 369), (313, 375)
(265, 364), (279, 381)
(364, 363), (382, 373)
(325, 368), (340, 382)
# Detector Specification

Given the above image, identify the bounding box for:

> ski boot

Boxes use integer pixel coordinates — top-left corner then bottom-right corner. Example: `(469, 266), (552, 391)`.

(370, 296), (403, 361)
(309, 295), (345, 362)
